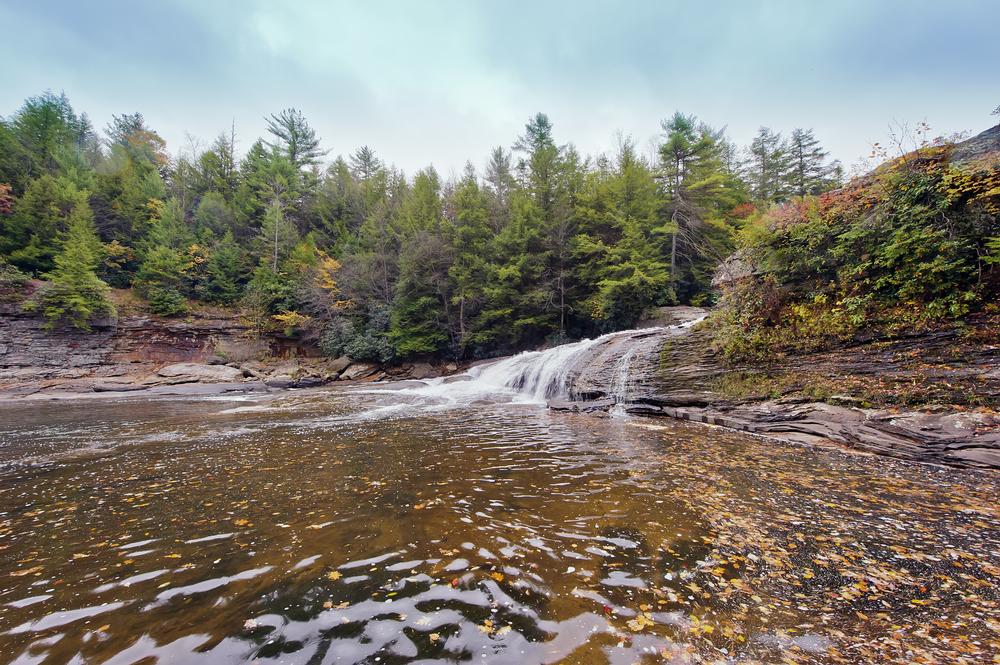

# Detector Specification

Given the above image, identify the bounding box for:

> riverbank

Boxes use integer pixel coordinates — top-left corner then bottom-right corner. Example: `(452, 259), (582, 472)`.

(630, 316), (1000, 469)
(4, 303), (999, 470)
(0, 303), (465, 400)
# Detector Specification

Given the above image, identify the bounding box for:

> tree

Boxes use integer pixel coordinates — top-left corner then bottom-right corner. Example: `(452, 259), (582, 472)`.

(195, 191), (236, 237)
(446, 165), (491, 350)
(350, 146), (382, 181)
(746, 127), (791, 203)
(659, 113), (745, 301)
(9, 91), (95, 178)
(265, 108), (325, 169)
(484, 146), (515, 232)
(199, 231), (245, 304)
(255, 199), (300, 271)
(575, 139), (671, 329)
(30, 195), (115, 330)
(134, 244), (189, 315)
(1, 174), (80, 274)
(787, 128), (839, 197)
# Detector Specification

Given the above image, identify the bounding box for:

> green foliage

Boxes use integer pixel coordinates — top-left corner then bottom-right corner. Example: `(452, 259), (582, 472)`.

(717, 147), (1000, 360)
(27, 196), (115, 330)
(134, 244), (189, 316)
(320, 306), (396, 363)
(1, 174), (81, 274)
(14, 89), (988, 368)
(0, 257), (29, 303)
(199, 231), (245, 305)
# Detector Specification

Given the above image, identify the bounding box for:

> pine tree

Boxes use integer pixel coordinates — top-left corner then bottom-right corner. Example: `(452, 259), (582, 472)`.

(446, 165), (491, 350)
(1, 174), (80, 274)
(746, 127), (791, 203)
(200, 231), (244, 304)
(255, 199), (300, 271)
(787, 128), (834, 197)
(265, 108), (325, 168)
(349, 146), (382, 181)
(33, 195), (115, 330)
(659, 114), (745, 301)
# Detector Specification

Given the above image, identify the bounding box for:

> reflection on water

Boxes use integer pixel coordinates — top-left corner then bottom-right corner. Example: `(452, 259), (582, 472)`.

(0, 387), (997, 664)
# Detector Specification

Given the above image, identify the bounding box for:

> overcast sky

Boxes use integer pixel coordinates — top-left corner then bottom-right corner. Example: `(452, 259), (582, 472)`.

(3, 0), (997, 178)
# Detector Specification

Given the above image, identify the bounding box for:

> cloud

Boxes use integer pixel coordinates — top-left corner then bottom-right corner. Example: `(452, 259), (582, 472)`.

(2, 0), (997, 176)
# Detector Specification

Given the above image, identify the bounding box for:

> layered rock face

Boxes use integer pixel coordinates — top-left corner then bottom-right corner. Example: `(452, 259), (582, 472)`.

(0, 306), (260, 385)
(553, 311), (1000, 470)
(0, 307), (457, 397)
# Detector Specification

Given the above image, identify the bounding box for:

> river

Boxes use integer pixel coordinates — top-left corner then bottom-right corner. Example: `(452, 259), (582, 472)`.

(0, 373), (998, 663)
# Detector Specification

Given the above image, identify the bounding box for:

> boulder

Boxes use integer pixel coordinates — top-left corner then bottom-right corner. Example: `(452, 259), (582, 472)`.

(156, 363), (244, 383)
(327, 356), (352, 375)
(410, 362), (435, 380)
(339, 363), (378, 381)
(264, 375), (296, 388)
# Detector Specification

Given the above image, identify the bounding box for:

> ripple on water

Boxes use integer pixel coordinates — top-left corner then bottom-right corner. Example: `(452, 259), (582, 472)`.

(0, 394), (997, 664)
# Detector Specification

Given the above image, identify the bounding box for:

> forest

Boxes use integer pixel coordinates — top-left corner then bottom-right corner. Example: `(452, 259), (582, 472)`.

(2, 90), (996, 363)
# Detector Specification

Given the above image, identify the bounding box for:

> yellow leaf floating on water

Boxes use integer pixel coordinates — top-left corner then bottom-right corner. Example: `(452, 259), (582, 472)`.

(490, 572), (505, 582)
(165, 553), (182, 559)
(429, 632), (441, 642)
(233, 519), (251, 527)
(11, 566), (43, 577)
(327, 571), (342, 581)
(626, 613), (655, 632)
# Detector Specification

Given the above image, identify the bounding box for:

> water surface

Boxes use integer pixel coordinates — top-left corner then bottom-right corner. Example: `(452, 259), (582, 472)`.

(0, 387), (997, 664)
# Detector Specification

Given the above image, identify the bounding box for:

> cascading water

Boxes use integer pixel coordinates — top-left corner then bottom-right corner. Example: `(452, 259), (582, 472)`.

(359, 315), (705, 415)
(608, 343), (642, 417)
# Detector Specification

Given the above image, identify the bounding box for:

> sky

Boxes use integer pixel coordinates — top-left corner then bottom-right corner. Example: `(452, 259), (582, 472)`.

(2, 0), (998, 178)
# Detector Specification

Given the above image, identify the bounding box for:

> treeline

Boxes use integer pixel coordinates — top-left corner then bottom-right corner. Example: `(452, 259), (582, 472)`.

(0, 91), (842, 359)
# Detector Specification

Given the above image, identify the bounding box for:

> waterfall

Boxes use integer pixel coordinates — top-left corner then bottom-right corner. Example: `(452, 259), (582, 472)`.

(363, 314), (704, 410)
(609, 343), (642, 417)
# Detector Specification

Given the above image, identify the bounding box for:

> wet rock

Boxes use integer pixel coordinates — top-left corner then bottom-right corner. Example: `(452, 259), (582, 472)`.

(92, 381), (148, 393)
(445, 362), (458, 373)
(157, 363), (244, 383)
(264, 375), (296, 388)
(295, 376), (327, 388)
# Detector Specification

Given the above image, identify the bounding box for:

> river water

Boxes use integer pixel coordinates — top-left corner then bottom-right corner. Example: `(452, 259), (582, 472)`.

(0, 384), (997, 664)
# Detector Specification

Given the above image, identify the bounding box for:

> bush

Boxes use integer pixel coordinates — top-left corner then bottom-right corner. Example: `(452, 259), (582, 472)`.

(716, 145), (1000, 361)
(0, 258), (29, 302)
(320, 308), (395, 363)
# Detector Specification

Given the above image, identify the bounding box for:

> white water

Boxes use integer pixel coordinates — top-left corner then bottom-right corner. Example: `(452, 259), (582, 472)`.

(379, 329), (628, 407)
(358, 316), (704, 415)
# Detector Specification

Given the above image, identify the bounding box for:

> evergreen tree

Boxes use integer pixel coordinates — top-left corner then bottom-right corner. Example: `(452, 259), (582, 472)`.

(349, 146), (382, 181)
(32, 195), (115, 330)
(446, 165), (492, 349)
(265, 108), (325, 169)
(746, 127), (791, 203)
(1, 174), (80, 274)
(255, 200), (300, 271)
(659, 113), (745, 301)
(199, 231), (245, 304)
(787, 128), (838, 197)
